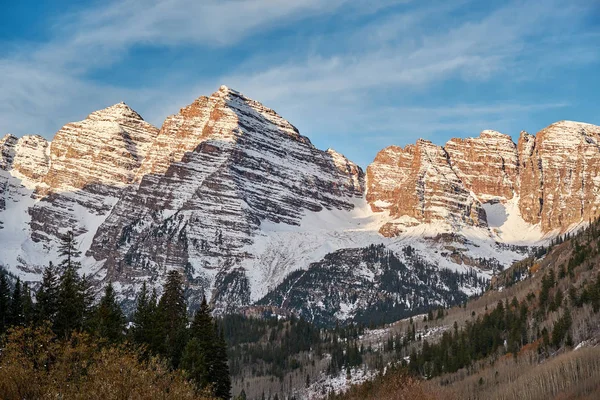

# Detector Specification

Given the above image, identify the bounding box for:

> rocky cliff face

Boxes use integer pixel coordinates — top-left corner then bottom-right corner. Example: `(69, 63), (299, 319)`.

(25, 103), (160, 246)
(518, 121), (600, 231)
(367, 139), (486, 236)
(0, 87), (598, 321)
(0, 86), (364, 310)
(367, 121), (600, 236)
(42, 102), (159, 192)
(445, 130), (519, 201)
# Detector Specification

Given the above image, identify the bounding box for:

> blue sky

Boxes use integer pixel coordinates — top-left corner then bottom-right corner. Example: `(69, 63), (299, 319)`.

(1, 0), (599, 167)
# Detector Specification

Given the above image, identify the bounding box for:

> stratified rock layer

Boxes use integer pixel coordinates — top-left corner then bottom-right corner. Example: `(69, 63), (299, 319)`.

(367, 139), (485, 233)
(445, 130), (518, 201)
(86, 86), (364, 304)
(367, 121), (600, 236)
(518, 121), (600, 231)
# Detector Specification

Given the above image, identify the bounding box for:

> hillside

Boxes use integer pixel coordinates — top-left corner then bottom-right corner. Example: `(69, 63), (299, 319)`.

(328, 219), (600, 400)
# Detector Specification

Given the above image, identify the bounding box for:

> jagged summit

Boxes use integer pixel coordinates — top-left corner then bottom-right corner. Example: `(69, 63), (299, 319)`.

(479, 129), (512, 140)
(217, 84), (241, 96)
(88, 101), (147, 122)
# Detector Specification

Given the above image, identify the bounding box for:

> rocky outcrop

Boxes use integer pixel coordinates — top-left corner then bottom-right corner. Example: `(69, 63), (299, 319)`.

(518, 121), (600, 231)
(0, 135), (18, 212)
(445, 130), (518, 201)
(24, 103), (160, 245)
(0, 135), (18, 171)
(517, 131), (541, 226)
(12, 135), (50, 182)
(367, 139), (485, 236)
(368, 121), (600, 235)
(42, 102), (159, 192)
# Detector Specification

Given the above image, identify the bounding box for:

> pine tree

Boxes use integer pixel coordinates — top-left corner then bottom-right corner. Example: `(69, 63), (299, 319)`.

(36, 262), (59, 324)
(58, 231), (81, 271)
(54, 230), (95, 338)
(55, 265), (84, 338)
(157, 270), (188, 367)
(181, 337), (209, 388)
(212, 325), (231, 400)
(0, 274), (11, 333)
(132, 282), (152, 346)
(186, 296), (231, 399)
(185, 296), (214, 389)
(9, 278), (23, 327)
(79, 274), (95, 331)
(191, 296), (214, 347)
(93, 283), (125, 343)
(21, 283), (34, 326)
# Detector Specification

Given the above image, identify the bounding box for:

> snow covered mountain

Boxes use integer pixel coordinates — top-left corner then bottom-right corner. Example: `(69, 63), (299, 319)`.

(0, 86), (598, 323)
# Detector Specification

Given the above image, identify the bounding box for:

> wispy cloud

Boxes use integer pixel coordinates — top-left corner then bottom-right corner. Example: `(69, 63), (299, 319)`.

(0, 0), (598, 170)
(224, 0), (597, 100)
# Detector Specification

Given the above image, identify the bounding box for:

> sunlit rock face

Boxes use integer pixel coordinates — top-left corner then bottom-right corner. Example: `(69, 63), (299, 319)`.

(0, 86), (363, 310)
(517, 121), (600, 232)
(367, 138), (486, 237)
(367, 121), (600, 236)
(445, 130), (519, 202)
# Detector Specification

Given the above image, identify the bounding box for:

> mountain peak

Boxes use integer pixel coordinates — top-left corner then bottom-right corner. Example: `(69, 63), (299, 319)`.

(1, 133), (17, 143)
(88, 102), (145, 122)
(480, 129), (511, 140)
(215, 84), (242, 98)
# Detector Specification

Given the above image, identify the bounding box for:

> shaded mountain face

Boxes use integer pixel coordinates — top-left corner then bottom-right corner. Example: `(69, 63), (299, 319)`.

(86, 86), (364, 307)
(257, 244), (487, 326)
(0, 85), (598, 321)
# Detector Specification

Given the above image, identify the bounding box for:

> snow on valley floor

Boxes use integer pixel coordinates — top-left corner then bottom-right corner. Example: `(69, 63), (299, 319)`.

(296, 316), (450, 399)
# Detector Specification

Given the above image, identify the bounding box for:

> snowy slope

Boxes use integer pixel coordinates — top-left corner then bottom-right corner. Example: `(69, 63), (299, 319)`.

(0, 87), (591, 322)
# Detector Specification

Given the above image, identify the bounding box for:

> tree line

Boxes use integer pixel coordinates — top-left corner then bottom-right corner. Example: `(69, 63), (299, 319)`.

(0, 231), (231, 399)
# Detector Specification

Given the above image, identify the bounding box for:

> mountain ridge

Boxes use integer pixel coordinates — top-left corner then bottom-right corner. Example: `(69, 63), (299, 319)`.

(1, 86), (598, 322)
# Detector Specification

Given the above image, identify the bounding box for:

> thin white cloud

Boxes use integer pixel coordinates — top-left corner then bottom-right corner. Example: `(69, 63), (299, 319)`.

(0, 0), (597, 153)
(223, 0), (596, 102)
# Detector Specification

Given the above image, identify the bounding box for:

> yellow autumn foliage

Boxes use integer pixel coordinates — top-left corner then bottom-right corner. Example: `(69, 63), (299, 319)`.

(0, 324), (214, 400)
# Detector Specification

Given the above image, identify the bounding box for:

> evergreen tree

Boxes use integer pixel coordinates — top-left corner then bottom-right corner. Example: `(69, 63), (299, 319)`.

(93, 283), (125, 343)
(79, 274), (95, 331)
(9, 278), (23, 327)
(54, 234), (88, 338)
(36, 262), (59, 324)
(157, 270), (188, 367)
(181, 337), (209, 388)
(0, 274), (10, 332)
(186, 296), (231, 399)
(132, 281), (159, 351)
(58, 231), (81, 271)
(212, 326), (232, 399)
(55, 265), (84, 338)
(146, 288), (163, 355)
(21, 283), (34, 326)
(185, 296), (214, 389)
